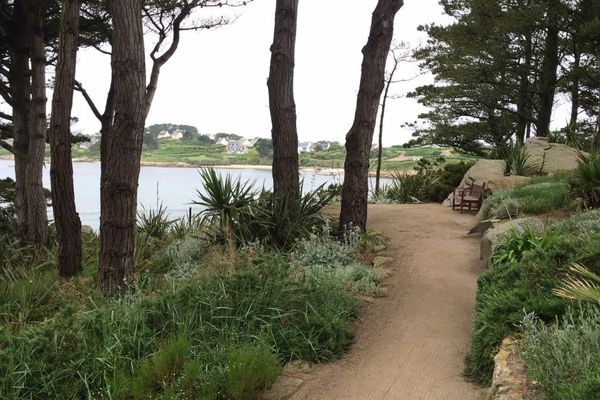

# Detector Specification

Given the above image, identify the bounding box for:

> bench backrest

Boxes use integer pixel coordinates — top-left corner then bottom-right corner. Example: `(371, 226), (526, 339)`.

(470, 182), (485, 199)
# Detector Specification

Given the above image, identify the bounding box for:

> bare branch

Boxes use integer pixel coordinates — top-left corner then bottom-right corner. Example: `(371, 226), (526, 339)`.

(0, 138), (15, 155)
(74, 80), (103, 121)
(0, 83), (13, 106)
(0, 111), (13, 121)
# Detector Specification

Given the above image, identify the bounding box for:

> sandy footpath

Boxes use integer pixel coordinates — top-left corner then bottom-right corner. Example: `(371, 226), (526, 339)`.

(291, 204), (483, 400)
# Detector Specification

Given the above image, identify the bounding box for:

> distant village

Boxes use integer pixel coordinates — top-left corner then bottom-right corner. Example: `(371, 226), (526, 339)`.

(78, 125), (340, 155)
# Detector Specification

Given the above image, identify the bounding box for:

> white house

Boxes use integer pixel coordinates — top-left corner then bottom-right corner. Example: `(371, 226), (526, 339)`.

(158, 130), (171, 139)
(170, 131), (183, 140)
(216, 138), (229, 146)
(227, 139), (248, 154)
(298, 142), (314, 153)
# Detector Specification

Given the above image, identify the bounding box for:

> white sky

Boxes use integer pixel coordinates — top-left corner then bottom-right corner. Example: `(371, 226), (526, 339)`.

(69, 0), (452, 146)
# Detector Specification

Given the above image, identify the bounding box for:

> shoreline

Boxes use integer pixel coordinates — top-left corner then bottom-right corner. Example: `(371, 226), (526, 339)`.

(0, 155), (394, 177)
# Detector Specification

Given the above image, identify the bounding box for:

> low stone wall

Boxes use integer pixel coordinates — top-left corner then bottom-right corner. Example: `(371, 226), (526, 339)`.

(481, 338), (533, 400)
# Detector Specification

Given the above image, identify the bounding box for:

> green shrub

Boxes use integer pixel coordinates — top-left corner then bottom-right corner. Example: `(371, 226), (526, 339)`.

(293, 229), (381, 296)
(121, 335), (191, 399)
(467, 210), (600, 384)
(521, 306), (600, 400)
(225, 344), (281, 400)
(0, 250), (362, 399)
(293, 228), (359, 268)
(194, 168), (332, 249)
(571, 151), (600, 208)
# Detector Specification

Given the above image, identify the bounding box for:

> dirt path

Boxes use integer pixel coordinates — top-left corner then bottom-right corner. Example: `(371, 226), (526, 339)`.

(292, 204), (483, 400)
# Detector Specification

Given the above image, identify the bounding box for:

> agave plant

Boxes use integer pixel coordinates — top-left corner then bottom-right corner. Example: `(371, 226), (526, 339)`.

(572, 151), (600, 208)
(554, 263), (600, 304)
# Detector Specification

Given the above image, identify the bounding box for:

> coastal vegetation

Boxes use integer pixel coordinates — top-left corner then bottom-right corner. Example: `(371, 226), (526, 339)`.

(465, 153), (600, 398)
(0, 0), (599, 398)
(0, 168), (384, 399)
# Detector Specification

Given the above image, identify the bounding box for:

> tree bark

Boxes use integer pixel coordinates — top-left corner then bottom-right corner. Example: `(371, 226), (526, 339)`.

(10, 0), (31, 241)
(267, 0), (300, 201)
(536, 0), (560, 137)
(339, 0), (404, 232)
(24, 0), (49, 246)
(49, 0), (82, 278)
(99, 0), (146, 294)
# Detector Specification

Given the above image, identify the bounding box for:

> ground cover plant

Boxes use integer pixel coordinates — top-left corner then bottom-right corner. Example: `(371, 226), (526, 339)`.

(520, 306), (600, 400)
(479, 173), (572, 218)
(0, 170), (383, 399)
(465, 209), (600, 385)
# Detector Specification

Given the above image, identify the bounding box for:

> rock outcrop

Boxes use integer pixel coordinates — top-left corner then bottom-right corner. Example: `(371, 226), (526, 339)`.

(481, 338), (534, 400)
(443, 160), (507, 206)
(525, 137), (582, 174)
(480, 217), (544, 266)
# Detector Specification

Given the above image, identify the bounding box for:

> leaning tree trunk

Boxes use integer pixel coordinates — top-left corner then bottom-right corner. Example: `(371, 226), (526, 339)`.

(536, 0), (560, 137)
(98, 0), (146, 294)
(10, 0), (31, 241)
(375, 55), (400, 196)
(339, 0), (404, 233)
(267, 0), (300, 202)
(49, 0), (82, 278)
(25, 0), (49, 247)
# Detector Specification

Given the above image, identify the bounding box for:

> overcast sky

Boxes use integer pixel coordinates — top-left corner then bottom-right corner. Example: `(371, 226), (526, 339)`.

(67, 0), (453, 146)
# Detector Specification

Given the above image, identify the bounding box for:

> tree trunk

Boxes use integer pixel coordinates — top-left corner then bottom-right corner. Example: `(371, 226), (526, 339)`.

(536, 0), (560, 137)
(375, 54), (400, 196)
(570, 40), (581, 126)
(49, 0), (82, 278)
(267, 0), (300, 201)
(98, 0), (146, 294)
(592, 49), (600, 152)
(516, 28), (533, 144)
(339, 0), (404, 233)
(10, 0), (31, 241)
(25, 0), (48, 246)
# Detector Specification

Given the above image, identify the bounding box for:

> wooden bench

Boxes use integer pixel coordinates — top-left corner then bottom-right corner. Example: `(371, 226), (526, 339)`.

(452, 181), (486, 213)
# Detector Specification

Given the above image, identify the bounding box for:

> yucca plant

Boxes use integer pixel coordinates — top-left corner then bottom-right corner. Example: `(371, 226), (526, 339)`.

(251, 184), (333, 249)
(554, 263), (600, 304)
(507, 143), (540, 176)
(383, 170), (440, 203)
(193, 168), (258, 246)
(137, 203), (174, 239)
(572, 151), (600, 208)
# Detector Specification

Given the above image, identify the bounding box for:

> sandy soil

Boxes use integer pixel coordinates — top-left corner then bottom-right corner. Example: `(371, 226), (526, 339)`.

(292, 203), (483, 400)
